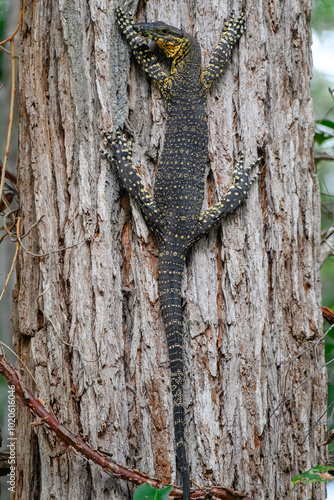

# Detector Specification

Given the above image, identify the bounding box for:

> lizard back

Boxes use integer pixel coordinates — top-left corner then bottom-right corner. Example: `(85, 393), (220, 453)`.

(155, 37), (208, 237)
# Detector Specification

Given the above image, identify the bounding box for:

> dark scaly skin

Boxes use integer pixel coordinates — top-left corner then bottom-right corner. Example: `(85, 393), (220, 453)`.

(101, 9), (260, 499)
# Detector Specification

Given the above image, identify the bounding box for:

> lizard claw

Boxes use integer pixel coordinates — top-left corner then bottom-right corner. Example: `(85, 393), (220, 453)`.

(248, 156), (263, 184)
(232, 152), (261, 188)
(99, 126), (114, 144)
(100, 148), (114, 163)
(128, 11), (134, 25)
(223, 10), (245, 40)
(100, 126), (133, 164)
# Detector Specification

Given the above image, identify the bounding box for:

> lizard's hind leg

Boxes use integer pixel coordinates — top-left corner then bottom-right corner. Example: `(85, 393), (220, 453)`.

(190, 153), (261, 244)
(100, 127), (166, 240)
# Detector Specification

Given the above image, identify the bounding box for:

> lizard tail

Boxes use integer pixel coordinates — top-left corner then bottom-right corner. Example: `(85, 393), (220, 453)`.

(158, 247), (190, 500)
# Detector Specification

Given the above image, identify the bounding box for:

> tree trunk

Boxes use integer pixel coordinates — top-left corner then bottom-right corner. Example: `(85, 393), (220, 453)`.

(14, 0), (326, 499)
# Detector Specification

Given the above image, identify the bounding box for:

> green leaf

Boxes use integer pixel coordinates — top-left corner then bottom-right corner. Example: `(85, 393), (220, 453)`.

(319, 119), (334, 130)
(292, 465), (334, 490)
(315, 132), (329, 145)
(133, 484), (173, 500)
(315, 122), (334, 138)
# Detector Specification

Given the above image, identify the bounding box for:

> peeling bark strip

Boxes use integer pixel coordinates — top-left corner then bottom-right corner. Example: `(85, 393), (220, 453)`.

(15, 1), (326, 499)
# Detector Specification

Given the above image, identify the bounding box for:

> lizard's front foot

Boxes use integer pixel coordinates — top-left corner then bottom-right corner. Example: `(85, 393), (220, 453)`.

(223, 11), (245, 42)
(115, 7), (135, 36)
(100, 127), (133, 166)
(232, 151), (262, 191)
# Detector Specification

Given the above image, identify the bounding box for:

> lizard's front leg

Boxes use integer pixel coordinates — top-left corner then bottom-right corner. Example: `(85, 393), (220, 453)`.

(201, 11), (245, 90)
(100, 128), (165, 239)
(116, 8), (168, 85)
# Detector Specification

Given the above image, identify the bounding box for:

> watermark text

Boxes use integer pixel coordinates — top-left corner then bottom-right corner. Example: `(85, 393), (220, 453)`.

(7, 384), (16, 493)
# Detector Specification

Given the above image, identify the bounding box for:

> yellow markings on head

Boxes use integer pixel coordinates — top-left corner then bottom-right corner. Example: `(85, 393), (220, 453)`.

(156, 39), (182, 59)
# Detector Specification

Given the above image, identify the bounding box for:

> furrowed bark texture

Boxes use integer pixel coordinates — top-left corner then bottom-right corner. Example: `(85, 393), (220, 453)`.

(14, 0), (326, 498)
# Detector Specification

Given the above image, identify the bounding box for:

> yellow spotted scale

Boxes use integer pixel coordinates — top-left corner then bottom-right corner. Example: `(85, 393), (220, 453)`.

(100, 8), (260, 500)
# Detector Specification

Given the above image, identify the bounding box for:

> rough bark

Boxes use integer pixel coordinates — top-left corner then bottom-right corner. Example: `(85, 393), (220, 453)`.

(14, 0), (326, 499)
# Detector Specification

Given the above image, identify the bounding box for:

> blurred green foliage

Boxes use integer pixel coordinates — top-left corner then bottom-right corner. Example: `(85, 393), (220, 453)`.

(312, 0), (334, 33)
(316, 119), (334, 234)
(312, 71), (334, 121)
(292, 464), (334, 489)
(312, 1), (334, 434)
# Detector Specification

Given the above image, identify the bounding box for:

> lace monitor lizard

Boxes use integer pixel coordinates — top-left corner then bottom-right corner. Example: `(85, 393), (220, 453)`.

(101, 8), (260, 499)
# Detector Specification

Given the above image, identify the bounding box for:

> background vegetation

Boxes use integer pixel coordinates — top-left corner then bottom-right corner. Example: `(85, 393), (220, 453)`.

(312, 2), (334, 445)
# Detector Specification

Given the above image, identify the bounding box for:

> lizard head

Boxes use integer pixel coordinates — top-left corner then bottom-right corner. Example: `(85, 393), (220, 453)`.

(133, 21), (188, 59)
